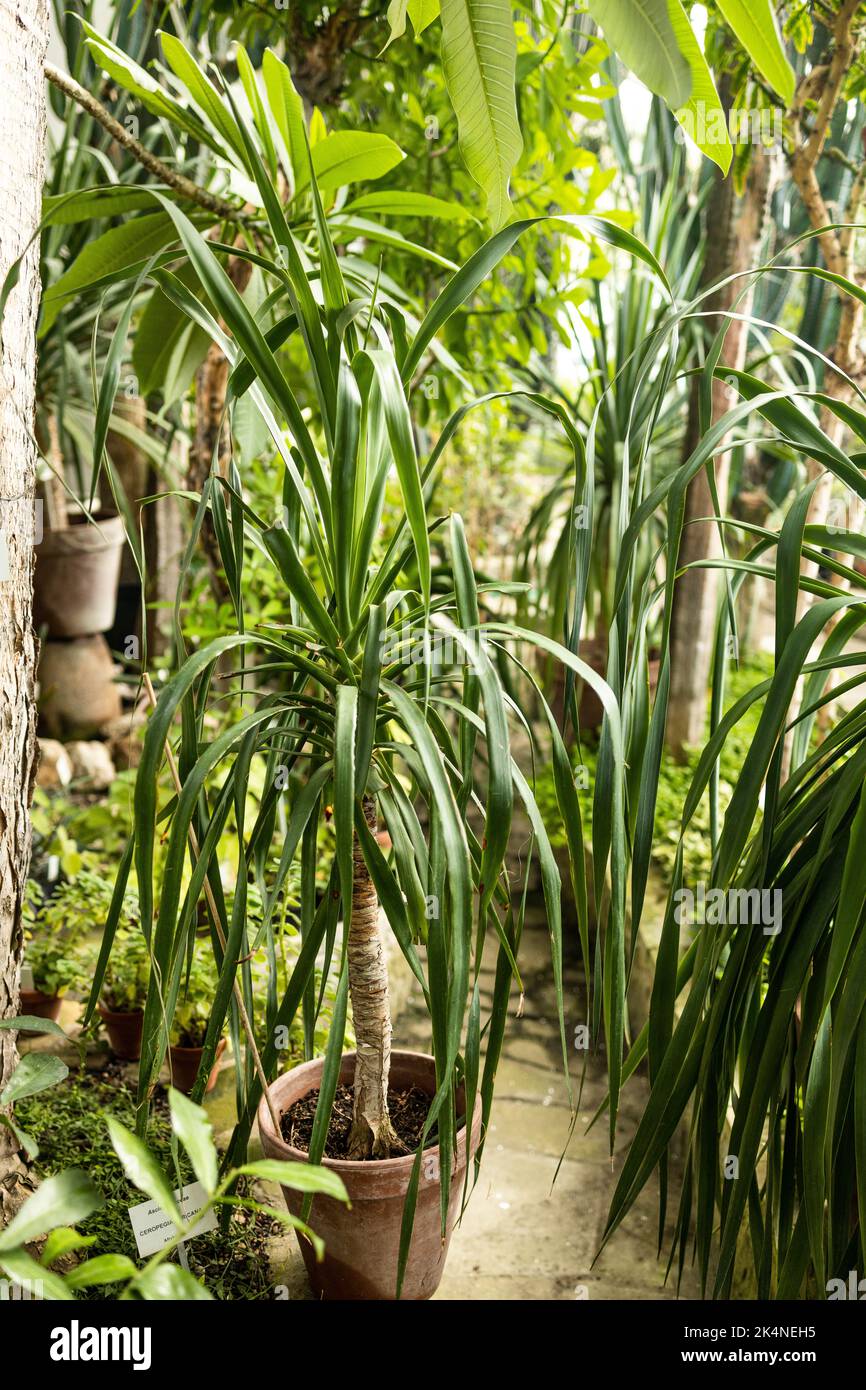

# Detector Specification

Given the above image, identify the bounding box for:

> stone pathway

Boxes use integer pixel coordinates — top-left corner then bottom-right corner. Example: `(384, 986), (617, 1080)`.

(396, 899), (699, 1302)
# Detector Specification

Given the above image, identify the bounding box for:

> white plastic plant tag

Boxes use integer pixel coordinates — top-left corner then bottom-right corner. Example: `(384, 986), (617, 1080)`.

(19, 965), (35, 992)
(128, 1181), (216, 1257)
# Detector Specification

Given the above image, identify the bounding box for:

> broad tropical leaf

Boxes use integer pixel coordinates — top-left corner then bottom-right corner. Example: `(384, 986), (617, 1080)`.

(439, 0), (523, 228)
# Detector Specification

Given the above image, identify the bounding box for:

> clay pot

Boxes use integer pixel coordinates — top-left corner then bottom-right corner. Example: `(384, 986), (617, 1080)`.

(551, 636), (661, 733)
(38, 634), (121, 739)
(98, 1004), (143, 1060)
(19, 988), (63, 1028)
(169, 1038), (227, 1095)
(34, 514), (125, 639)
(258, 1050), (481, 1301)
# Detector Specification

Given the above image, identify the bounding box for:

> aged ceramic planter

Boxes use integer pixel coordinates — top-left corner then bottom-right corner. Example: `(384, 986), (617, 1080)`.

(98, 1004), (143, 1060)
(34, 514), (124, 638)
(37, 634), (122, 739)
(258, 1050), (480, 1301)
(169, 1037), (227, 1095)
(19, 988), (63, 1028)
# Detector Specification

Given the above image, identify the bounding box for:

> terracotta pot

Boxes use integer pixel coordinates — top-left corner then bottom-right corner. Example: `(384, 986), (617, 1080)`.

(258, 1050), (481, 1301)
(551, 637), (662, 733)
(576, 633), (609, 731)
(169, 1038), (227, 1095)
(98, 1004), (143, 1060)
(34, 514), (125, 638)
(19, 988), (63, 1028)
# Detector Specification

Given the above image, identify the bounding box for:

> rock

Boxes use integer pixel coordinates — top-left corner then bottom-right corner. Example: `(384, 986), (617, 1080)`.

(36, 738), (73, 789)
(102, 709), (147, 769)
(37, 634), (122, 739)
(66, 740), (116, 791)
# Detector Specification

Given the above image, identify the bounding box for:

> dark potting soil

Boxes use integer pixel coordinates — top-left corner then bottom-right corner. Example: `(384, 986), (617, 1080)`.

(281, 1083), (436, 1160)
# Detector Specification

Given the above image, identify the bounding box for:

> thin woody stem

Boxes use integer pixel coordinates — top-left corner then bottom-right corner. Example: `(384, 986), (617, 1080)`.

(44, 61), (240, 222)
(788, 0), (863, 277)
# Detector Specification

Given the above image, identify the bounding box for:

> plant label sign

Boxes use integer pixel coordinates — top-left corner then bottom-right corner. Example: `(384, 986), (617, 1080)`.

(128, 1181), (216, 1257)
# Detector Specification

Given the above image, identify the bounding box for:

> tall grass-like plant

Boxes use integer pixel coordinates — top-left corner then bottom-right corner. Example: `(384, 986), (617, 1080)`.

(66, 29), (866, 1301)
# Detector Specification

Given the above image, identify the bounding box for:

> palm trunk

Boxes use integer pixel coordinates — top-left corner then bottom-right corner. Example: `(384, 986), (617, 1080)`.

(0, 0), (47, 1203)
(666, 126), (771, 758)
(347, 797), (399, 1158)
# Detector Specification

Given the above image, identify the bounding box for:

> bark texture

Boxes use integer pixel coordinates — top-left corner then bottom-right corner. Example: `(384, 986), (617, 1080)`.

(0, 0), (47, 1203)
(347, 797), (400, 1159)
(667, 135), (772, 757)
(781, 1), (865, 772)
(287, 0), (366, 108)
(787, 0), (865, 568)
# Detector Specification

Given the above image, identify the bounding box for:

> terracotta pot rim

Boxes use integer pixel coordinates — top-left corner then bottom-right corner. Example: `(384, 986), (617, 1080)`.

(169, 1037), (227, 1058)
(20, 987), (60, 1003)
(258, 1050), (469, 1178)
(98, 1003), (144, 1021)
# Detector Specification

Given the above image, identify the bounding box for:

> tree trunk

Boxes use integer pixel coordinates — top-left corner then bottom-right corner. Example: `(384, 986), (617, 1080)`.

(347, 797), (400, 1158)
(0, 0), (47, 1203)
(666, 136), (771, 758)
(780, 4), (865, 775)
(287, 0), (364, 109)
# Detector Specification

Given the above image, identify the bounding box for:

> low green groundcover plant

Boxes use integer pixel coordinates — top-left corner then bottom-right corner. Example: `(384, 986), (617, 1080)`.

(16, 1071), (290, 1300)
(22, 878), (95, 997)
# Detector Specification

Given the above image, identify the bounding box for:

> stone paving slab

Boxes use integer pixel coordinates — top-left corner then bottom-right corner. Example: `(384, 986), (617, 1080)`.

(416, 921), (697, 1301)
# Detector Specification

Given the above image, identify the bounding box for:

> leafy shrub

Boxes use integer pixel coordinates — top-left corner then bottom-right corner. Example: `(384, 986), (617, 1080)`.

(93, 925), (150, 1014)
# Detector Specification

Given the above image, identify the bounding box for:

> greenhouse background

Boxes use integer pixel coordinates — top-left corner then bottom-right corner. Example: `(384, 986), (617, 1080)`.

(0, 0), (864, 1341)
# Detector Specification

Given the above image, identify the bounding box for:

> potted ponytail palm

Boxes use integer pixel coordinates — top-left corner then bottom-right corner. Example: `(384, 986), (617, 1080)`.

(79, 37), (648, 1300)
